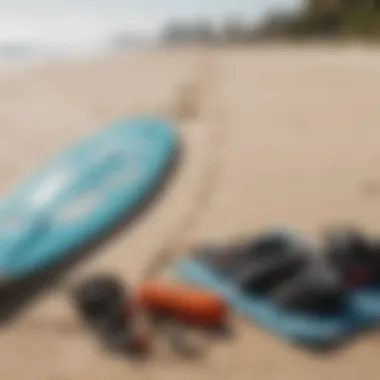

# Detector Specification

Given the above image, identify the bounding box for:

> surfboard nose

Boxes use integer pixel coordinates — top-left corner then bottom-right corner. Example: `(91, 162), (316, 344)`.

(127, 116), (178, 146)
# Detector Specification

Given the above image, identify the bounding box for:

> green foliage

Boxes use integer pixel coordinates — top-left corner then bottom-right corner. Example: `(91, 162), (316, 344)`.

(160, 0), (380, 44)
(300, 0), (380, 38)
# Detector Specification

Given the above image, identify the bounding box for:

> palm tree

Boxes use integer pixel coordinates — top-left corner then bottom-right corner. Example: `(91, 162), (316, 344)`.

(306, 0), (380, 36)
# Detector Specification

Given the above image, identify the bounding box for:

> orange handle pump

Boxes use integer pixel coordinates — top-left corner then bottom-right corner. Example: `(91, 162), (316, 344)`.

(136, 282), (229, 328)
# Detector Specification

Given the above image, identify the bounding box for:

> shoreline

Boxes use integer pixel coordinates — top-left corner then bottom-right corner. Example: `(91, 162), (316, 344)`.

(1, 40), (379, 74)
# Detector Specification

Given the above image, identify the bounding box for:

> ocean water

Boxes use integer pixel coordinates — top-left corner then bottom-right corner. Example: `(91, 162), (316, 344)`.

(0, 36), (152, 72)
(0, 45), (110, 72)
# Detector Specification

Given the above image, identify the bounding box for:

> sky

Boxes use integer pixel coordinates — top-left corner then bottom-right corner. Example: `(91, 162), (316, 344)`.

(0, 0), (303, 48)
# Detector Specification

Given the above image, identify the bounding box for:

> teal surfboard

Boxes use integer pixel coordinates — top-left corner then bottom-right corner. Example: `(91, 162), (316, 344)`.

(0, 116), (178, 281)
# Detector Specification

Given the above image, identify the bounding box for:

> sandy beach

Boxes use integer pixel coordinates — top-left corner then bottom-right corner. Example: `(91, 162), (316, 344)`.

(1, 44), (380, 379)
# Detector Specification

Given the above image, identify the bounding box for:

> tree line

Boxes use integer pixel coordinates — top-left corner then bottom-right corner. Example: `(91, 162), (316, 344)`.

(161, 0), (380, 44)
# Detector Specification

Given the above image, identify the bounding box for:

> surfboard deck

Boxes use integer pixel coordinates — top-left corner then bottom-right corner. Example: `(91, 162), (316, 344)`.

(0, 116), (179, 281)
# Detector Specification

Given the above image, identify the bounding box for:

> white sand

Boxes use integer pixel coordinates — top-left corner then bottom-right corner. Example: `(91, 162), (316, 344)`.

(1, 45), (380, 379)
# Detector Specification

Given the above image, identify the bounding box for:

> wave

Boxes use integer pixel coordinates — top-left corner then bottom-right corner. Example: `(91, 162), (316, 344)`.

(0, 33), (155, 70)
